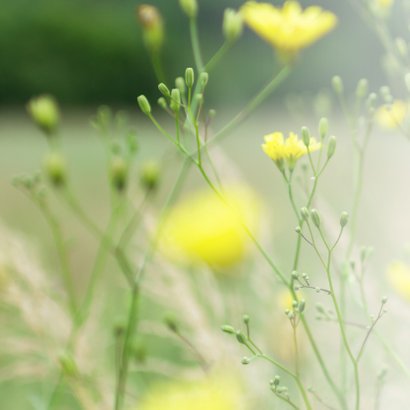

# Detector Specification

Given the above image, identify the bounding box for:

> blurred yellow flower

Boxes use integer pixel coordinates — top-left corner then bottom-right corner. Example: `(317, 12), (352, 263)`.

(277, 289), (302, 311)
(387, 261), (410, 301)
(139, 375), (243, 410)
(375, 100), (407, 129)
(160, 186), (260, 269)
(262, 132), (321, 168)
(241, 1), (337, 57)
(375, 0), (394, 11)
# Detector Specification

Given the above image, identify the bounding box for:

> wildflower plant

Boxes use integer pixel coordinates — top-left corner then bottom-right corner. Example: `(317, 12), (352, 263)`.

(5, 0), (410, 409)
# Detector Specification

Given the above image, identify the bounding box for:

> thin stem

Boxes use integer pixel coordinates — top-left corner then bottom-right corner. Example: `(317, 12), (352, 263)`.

(208, 66), (291, 146)
(189, 17), (204, 72)
(205, 40), (232, 72)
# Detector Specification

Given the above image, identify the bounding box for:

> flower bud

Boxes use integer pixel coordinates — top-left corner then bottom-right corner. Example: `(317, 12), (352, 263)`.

(241, 357), (251, 365)
(396, 37), (408, 58)
(137, 95), (151, 115)
(221, 325), (236, 334)
(170, 88), (181, 112)
(208, 109), (216, 119)
(137, 5), (164, 53)
(300, 207), (310, 220)
(199, 72), (209, 89)
(175, 77), (186, 95)
(110, 156), (128, 192)
(223, 9), (243, 42)
(310, 209), (321, 228)
(157, 97), (167, 110)
(356, 78), (369, 99)
(158, 82), (170, 97)
(243, 314), (250, 324)
(179, 0), (198, 18)
(380, 86), (392, 103)
(301, 127), (310, 147)
(319, 117), (328, 139)
(235, 330), (247, 345)
(185, 67), (195, 88)
(332, 76), (344, 94)
(132, 340), (147, 364)
(340, 211), (349, 227)
(44, 152), (66, 187)
(164, 314), (179, 333)
(327, 136), (337, 159)
(27, 95), (60, 136)
(140, 160), (160, 192)
(58, 353), (78, 378)
(195, 93), (203, 106)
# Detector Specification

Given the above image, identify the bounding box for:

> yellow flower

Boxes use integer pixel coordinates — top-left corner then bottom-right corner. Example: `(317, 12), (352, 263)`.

(376, 0), (394, 8)
(262, 132), (321, 168)
(241, 1), (337, 57)
(160, 186), (260, 269)
(139, 375), (243, 410)
(375, 100), (407, 129)
(387, 261), (410, 301)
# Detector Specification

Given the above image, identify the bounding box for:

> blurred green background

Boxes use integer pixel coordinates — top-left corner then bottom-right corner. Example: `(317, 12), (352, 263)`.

(0, 0), (388, 108)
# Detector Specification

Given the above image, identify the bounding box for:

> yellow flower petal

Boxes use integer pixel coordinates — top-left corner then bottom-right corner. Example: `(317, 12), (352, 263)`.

(387, 261), (410, 301)
(241, 1), (337, 55)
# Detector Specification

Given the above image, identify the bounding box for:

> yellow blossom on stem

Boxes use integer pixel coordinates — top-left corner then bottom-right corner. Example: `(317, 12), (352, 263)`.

(262, 132), (321, 169)
(160, 186), (260, 270)
(387, 261), (410, 301)
(375, 100), (407, 129)
(241, 1), (337, 58)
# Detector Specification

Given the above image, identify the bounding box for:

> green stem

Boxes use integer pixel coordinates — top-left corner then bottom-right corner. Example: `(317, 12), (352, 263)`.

(189, 17), (204, 72)
(205, 40), (232, 72)
(209, 66), (291, 146)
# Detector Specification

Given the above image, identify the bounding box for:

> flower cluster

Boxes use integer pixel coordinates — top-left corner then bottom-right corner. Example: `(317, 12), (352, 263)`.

(262, 131), (321, 169)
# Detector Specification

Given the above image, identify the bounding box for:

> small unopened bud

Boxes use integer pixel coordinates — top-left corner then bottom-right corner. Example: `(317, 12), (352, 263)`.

(27, 95), (60, 136)
(235, 331), (247, 345)
(137, 95), (151, 115)
(179, 0), (198, 18)
(223, 9), (243, 42)
(300, 207), (310, 220)
(44, 153), (66, 187)
(175, 77), (186, 95)
(243, 314), (250, 324)
(157, 97), (167, 110)
(332, 76), (344, 94)
(356, 78), (369, 99)
(137, 5), (164, 53)
(382, 296), (388, 304)
(185, 67), (195, 88)
(291, 270), (298, 279)
(221, 325), (236, 334)
(195, 93), (203, 105)
(396, 37), (408, 58)
(298, 300), (306, 313)
(140, 160), (160, 192)
(295, 226), (302, 234)
(158, 82), (170, 97)
(319, 117), (328, 139)
(340, 211), (349, 227)
(273, 375), (280, 386)
(58, 353), (78, 378)
(110, 156), (128, 192)
(380, 86), (392, 103)
(132, 340), (147, 364)
(301, 127), (311, 147)
(310, 209), (321, 228)
(327, 136), (336, 159)
(164, 314), (179, 333)
(199, 72), (209, 89)
(241, 357), (251, 365)
(208, 109), (216, 119)
(170, 88), (181, 112)
(366, 93), (378, 112)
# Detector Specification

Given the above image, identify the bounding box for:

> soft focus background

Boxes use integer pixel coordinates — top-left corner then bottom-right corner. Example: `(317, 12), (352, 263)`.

(1, 0), (410, 409)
